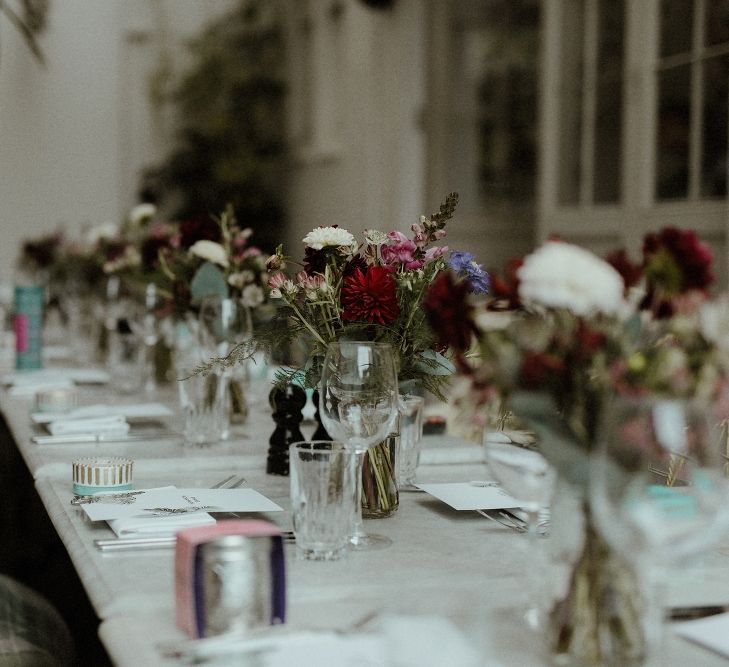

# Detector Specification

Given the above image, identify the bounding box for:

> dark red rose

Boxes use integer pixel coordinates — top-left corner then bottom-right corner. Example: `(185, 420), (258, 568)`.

(341, 266), (400, 326)
(423, 271), (475, 352)
(520, 352), (566, 390)
(178, 217), (221, 249)
(488, 257), (523, 310)
(606, 248), (642, 290)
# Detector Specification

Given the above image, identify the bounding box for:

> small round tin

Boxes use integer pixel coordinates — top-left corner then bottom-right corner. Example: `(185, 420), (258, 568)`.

(72, 456), (133, 496)
(36, 387), (79, 413)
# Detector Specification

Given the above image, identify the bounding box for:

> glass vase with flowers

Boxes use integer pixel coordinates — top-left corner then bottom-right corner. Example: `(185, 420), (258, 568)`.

(424, 229), (729, 666)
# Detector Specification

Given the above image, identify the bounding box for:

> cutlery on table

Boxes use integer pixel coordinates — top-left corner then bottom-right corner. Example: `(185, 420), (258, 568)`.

(33, 431), (179, 445)
(668, 605), (729, 621)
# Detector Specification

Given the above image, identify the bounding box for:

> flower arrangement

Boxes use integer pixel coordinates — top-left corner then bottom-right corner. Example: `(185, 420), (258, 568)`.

(425, 229), (729, 448)
(249, 192), (488, 396)
(425, 229), (729, 666)
(101, 204), (270, 318)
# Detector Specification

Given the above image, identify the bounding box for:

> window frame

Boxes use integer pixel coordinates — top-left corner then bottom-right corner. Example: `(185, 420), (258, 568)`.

(538, 0), (729, 282)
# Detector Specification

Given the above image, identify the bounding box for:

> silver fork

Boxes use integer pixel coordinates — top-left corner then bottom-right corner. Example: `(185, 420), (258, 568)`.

(476, 509), (527, 533)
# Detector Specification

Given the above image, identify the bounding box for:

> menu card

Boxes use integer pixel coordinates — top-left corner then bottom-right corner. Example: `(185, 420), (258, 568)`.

(81, 487), (283, 521)
(417, 482), (522, 511)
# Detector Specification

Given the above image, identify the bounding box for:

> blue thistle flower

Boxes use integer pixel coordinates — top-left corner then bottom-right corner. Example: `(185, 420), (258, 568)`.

(448, 251), (490, 294)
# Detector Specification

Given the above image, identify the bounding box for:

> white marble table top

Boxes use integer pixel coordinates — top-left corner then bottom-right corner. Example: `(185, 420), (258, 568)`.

(4, 376), (729, 666)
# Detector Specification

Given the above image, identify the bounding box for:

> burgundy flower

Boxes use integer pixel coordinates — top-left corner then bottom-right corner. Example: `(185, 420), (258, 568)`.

(341, 266), (400, 326)
(520, 352), (566, 390)
(178, 217), (221, 249)
(643, 227), (714, 292)
(489, 258), (523, 310)
(605, 248), (642, 290)
(303, 246), (327, 274)
(574, 322), (607, 362)
(422, 271), (475, 352)
(140, 236), (170, 272)
(642, 227), (714, 317)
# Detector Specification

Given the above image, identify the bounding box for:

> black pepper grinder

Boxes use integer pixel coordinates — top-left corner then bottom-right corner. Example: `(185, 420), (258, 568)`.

(311, 389), (331, 441)
(267, 383), (307, 476)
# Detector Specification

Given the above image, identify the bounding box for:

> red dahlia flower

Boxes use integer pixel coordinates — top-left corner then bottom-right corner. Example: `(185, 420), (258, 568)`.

(422, 271), (475, 353)
(341, 266), (400, 325)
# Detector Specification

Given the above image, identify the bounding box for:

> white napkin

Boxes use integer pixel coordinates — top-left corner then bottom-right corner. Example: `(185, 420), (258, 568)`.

(47, 415), (130, 436)
(2, 368), (110, 388)
(9, 378), (74, 397)
(108, 512), (215, 538)
(32, 402), (173, 425)
(419, 445), (484, 465)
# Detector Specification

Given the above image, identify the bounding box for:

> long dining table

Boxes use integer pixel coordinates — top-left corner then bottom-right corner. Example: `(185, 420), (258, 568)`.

(1, 370), (728, 666)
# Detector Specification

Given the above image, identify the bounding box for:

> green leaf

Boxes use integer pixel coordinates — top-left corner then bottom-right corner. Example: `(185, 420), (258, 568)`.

(414, 349), (455, 376)
(190, 262), (228, 304)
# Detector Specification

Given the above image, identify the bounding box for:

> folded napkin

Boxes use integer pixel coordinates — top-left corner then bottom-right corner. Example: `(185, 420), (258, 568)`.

(9, 379), (74, 397)
(419, 446), (484, 466)
(2, 368), (110, 388)
(108, 512), (215, 538)
(47, 415), (130, 436)
(32, 402), (173, 425)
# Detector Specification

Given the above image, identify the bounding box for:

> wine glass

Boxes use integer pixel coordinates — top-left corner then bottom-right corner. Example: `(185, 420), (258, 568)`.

(319, 341), (399, 549)
(483, 436), (555, 629)
(590, 397), (729, 658)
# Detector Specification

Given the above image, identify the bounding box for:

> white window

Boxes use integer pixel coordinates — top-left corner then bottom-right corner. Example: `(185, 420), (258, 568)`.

(539, 0), (729, 282)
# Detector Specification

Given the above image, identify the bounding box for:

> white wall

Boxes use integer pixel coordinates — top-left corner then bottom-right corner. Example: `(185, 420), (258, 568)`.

(282, 0), (428, 252)
(0, 0), (234, 282)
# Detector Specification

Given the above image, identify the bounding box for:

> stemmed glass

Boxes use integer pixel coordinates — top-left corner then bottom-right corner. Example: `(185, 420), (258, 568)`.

(483, 437), (555, 628)
(590, 397), (729, 660)
(319, 341), (399, 549)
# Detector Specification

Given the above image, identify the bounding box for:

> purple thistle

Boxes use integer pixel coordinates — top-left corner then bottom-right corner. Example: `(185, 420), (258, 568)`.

(448, 251), (490, 294)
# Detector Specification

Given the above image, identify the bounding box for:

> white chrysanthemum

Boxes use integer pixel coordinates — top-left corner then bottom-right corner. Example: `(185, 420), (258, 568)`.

(85, 221), (119, 245)
(302, 226), (356, 251)
(189, 240), (229, 268)
(128, 203), (157, 226)
(517, 241), (625, 316)
(241, 284), (265, 308)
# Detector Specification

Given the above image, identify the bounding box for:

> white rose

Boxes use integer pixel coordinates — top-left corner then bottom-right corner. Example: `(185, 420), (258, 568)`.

(128, 203), (157, 226)
(189, 240), (229, 268)
(302, 226), (356, 251)
(517, 241), (625, 317)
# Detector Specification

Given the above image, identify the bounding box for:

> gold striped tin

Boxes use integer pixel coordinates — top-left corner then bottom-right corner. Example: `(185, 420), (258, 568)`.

(72, 456), (133, 495)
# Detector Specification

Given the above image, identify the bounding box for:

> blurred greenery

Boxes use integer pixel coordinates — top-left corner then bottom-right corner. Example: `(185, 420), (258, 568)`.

(144, 0), (287, 252)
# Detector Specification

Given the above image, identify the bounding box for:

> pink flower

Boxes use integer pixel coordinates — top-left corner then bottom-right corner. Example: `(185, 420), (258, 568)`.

(424, 246), (448, 264)
(269, 273), (287, 290)
(381, 231), (422, 269)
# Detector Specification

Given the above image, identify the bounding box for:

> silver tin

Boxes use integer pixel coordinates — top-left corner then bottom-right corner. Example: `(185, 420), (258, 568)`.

(200, 534), (272, 637)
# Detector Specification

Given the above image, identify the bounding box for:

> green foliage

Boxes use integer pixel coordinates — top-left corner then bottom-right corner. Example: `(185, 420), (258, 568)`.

(146, 0), (287, 252)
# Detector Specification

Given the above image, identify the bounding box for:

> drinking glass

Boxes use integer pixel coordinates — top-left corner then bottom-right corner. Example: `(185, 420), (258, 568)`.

(590, 397), (729, 659)
(483, 438), (555, 628)
(107, 318), (144, 395)
(319, 341), (399, 549)
(397, 394), (425, 490)
(198, 296), (253, 437)
(289, 441), (358, 560)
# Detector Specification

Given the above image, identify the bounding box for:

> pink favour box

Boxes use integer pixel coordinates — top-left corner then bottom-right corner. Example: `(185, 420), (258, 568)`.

(175, 520), (285, 638)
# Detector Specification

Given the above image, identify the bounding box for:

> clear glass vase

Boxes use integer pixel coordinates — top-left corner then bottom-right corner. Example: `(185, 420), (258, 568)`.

(361, 436), (399, 519)
(546, 479), (648, 667)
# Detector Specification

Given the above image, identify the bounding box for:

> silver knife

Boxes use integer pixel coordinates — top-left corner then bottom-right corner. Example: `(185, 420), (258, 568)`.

(32, 431), (180, 445)
(668, 605), (729, 621)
